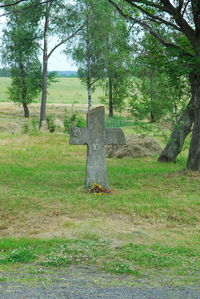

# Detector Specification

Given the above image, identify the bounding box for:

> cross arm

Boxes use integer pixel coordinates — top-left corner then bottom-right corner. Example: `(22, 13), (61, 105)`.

(104, 128), (126, 145)
(69, 127), (88, 145)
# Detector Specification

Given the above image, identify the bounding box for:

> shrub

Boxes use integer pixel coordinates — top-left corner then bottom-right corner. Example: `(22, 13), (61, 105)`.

(23, 117), (39, 135)
(46, 114), (56, 133)
(64, 112), (86, 133)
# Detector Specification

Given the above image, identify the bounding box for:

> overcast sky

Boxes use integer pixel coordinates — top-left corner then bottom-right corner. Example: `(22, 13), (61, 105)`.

(0, 13), (78, 71)
(44, 41), (78, 71)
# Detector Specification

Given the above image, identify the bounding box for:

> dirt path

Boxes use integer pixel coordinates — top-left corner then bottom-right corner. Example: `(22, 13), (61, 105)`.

(1, 266), (200, 299)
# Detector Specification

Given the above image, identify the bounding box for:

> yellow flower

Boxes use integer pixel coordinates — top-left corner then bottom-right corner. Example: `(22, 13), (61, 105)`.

(93, 183), (103, 190)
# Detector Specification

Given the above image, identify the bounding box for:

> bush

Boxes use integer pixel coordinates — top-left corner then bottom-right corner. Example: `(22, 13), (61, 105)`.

(23, 117), (39, 135)
(64, 112), (86, 133)
(46, 114), (56, 133)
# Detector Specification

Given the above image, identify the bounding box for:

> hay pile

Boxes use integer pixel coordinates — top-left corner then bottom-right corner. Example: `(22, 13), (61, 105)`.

(106, 134), (162, 159)
(0, 121), (21, 134)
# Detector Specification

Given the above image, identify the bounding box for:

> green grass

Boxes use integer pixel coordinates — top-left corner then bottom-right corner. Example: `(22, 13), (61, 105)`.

(105, 115), (133, 128)
(0, 77), (103, 104)
(0, 133), (199, 286)
(0, 77), (10, 102)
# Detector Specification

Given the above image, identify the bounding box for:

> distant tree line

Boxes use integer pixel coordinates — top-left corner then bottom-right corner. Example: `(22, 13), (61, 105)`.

(0, 69), (78, 78)
(54, 71), (78, 78)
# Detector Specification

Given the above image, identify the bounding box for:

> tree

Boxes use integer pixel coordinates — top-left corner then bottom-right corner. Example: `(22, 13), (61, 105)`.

(72, 0), (107, 111)
(129, 33), (190, 123)
(2, 1), (42, 118)
(72, 0), (131, 114)
(39, 0), (83, 128)
(108, 0), (200, 171)
(99, 8), (132, 117)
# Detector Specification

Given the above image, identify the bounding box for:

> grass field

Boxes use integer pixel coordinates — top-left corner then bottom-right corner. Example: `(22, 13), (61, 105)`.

(0, 93), (199, 287)
(0, 129), (199, 286)
(0, 77), (103, 104)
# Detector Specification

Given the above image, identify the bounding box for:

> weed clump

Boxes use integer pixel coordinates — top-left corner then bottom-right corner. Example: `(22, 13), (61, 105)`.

(46, 114), (56, 133)
(64, 111), (86, 133)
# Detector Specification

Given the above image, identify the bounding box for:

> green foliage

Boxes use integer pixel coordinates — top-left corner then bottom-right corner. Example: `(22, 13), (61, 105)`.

(128, 32), (190, 122)
(47, 72), (58, 86)
(2, 1), (42, 111)
(97, 8), (132, 115)
(104, 262), (141, 275)
(8, 61), (42, 106)
(46, 114), (56, 133)
(23, 117), (39, 135)
(71, 0), (108, 105)
(71, 0), (132, 112)
(0, 247), (35, 264)
(105, 115), (132, 128)
(0, 69), (10, 77)
(64, 111), (86, 133)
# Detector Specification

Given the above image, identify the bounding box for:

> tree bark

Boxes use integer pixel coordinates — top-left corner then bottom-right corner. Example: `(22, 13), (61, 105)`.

(88, 84), (92, 111)
(187, 72), (200, 171)
(22, 103), (29, 118)
(108, 76), (113, 117)
(158, 98), (194, 162)
(150, 111), (156, 123)
(39, 3), (50, 129)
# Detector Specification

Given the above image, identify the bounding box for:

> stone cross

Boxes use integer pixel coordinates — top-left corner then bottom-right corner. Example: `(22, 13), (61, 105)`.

(69, 106), (126, 189)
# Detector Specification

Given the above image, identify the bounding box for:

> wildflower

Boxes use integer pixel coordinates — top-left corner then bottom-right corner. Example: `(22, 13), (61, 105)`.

(90, 183), (112, 194)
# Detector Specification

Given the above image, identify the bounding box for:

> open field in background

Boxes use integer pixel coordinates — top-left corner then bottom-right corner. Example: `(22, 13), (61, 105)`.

(0, 77), (103, 104)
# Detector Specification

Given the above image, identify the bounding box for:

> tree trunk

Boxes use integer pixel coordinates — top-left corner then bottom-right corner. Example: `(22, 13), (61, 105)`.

(39, 3), (50, 129)
(87, 57), (92, 111)
(88, 84), (92, 111)
(149, 72), (155, 122)
(22, 103), (29, 118)
(108, 76), (113, 117)
(40, 53), (48, 128)
(150, 111), (155, 123)
(158, 98), (194, 162)
(187, 72), (200, 171)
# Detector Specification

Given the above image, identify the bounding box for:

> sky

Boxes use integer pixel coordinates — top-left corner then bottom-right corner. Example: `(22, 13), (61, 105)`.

(0, 13), (78, 71)
(44, 41), (78, 71)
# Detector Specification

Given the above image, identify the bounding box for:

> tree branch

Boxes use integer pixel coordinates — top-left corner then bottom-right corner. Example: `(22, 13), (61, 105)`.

(0, 0), (27, 8)
(191, 0), (200, 32)
(159, 0), (195, 43)
(181, 0), (190, 17)
(47, 25), (84, 59)
(177, 0), (184, 12)
(125, 0), (165, 11)
(0, 0), (55, 17)
(108, 0), (194, 57)
(126, 2), (182, 32)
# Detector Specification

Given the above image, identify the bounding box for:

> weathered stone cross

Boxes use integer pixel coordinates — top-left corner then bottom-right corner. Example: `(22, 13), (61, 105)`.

(69, 106), (126, 189)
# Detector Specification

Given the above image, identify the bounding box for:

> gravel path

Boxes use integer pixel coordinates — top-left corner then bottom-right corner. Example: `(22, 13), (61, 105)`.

(1, 266), (200, 299)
